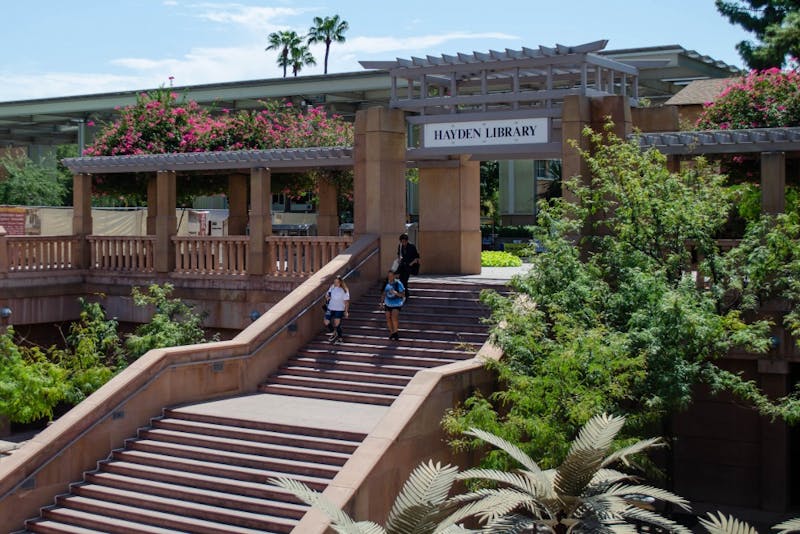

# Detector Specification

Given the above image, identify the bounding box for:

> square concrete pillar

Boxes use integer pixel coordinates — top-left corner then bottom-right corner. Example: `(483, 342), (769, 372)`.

(561, 95), (591, 206)
(418, 156), (481, 274)
(353, 107), (407, 272)
(228, 173), (248, 235)
(761, 152), (786, 215)
(248, 167), (271, 276)
(146, 175), (156, 235)
(757, 361), (789, 511)
(155, 170), (177, 273)
(72, 173), (93, 269)
(316, 174), (339, 236)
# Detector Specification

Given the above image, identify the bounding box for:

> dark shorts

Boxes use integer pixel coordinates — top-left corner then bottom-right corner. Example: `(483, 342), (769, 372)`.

(329, 310), (345, 319)
(385, 305), (402, 311)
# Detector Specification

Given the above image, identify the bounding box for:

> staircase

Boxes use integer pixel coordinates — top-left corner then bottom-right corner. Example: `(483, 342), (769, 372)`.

(22, 279), (497, 533)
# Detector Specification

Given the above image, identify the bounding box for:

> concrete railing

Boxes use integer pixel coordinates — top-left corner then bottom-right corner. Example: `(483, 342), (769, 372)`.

(294, 343), (503, 532)
(87, 235), (156, 273)
(0, 233), (381, 532)
(173, 236), (249, 276)
(267, 235), (353, 276)
(1, 235), (80, 273)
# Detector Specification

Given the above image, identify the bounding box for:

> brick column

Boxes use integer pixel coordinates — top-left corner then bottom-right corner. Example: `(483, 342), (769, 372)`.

(418, 156), (481, 274)
(758, 358), (789, 511)
(72, 173), (93, 269)
(248, 167), (271, 276)
(561, 95), (591, 207)
(316, 174), (339, 236)
(228, 173), (248, 235)
(0, 225), (7, 275)
(155, 170), (177, 273)
(353, 107), (407, 272)
(761, 152), (786, 215)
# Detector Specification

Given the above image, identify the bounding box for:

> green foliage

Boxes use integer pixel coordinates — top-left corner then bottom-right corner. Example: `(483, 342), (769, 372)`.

(0, 328), (68, 423)
(480, 251), (522, 267)
(0, 153), (67, 206)
(715, 0), (800, 69)
(125, 283), (214, 358)
(498, 243), (531, 258)
(446, 121), (800, 474)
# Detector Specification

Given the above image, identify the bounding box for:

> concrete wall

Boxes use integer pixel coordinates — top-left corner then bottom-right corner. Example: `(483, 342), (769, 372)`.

(0, 234), (381, 532)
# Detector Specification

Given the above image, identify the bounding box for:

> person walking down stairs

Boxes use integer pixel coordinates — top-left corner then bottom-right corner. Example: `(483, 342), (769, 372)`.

(381, 269), (406, 341)
(324, 275), (350, 343)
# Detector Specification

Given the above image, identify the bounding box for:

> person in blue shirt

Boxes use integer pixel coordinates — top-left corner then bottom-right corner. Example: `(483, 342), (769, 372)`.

(382, 269), (405, 341)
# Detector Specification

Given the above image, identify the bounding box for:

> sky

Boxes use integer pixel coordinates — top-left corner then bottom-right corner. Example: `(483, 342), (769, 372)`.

(0, 1), (755, 103)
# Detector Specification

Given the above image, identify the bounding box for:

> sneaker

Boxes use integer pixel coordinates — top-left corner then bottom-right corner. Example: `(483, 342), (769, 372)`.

(329, 334), (341, 344)
(327, 331), (338, 341)
(391, 332), (400, 341)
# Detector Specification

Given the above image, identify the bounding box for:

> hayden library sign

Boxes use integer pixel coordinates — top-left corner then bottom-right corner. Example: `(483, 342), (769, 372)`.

(423, 118), (548, 148)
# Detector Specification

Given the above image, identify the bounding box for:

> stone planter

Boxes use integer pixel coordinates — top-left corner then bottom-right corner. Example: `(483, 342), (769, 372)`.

(0, 415), (9, 438)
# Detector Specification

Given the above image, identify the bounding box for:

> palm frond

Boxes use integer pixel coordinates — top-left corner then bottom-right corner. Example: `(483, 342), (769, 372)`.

(618, 505), (694, 534)
(465, 427), (542, 473)
(269, 476), (359, 529)
(601, 437), (664, 468)
(773, 518), (800, 533)
(601, 483), (690, 511)
(481, 513), (544, 534)
(458, 468), (551, 496)
(385, 461), (459, 534)
(590, 468), (636, 487)
(333, 522), (385, 534)
(699, 511), (760, 534)
(555, 414), (625, 497)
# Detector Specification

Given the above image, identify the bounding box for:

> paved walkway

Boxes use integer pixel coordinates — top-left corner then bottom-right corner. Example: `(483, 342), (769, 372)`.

(0, 264), (531, 457)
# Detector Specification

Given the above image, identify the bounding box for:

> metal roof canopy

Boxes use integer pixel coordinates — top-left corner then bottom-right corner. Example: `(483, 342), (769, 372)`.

(361, 40), (639, 122)
(634, 127), (800, 155)
(62, 146), (354, 174)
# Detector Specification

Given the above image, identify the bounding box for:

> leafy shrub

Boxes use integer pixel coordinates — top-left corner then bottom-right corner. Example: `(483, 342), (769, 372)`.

(480, 251), (522, 267)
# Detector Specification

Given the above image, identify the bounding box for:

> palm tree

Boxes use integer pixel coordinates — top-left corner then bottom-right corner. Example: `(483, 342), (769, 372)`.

(454, 413), (692, 533)
(307, 15), (349, 74)
(265, 30), (302, 78)
(270, 460), (474, 533)
(290, 44), (316, 77)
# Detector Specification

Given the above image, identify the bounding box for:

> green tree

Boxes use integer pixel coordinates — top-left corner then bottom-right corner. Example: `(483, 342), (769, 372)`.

(290, 43), (317, 77)
(307, 15), (349, 75)
(716, 0), (800, 68)
(266, 30), (303, 78)
(0, 153), (67, 206)
(444, 122), (800, 471)
(125, 283), (214, 359)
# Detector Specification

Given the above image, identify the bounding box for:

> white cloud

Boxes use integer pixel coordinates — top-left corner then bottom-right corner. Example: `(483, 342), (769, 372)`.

(189, 3), (311, 33)
(0, 72), (147, 101)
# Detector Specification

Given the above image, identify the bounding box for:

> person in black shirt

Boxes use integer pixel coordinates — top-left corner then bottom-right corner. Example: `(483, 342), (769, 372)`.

(396, 233), (420, 299)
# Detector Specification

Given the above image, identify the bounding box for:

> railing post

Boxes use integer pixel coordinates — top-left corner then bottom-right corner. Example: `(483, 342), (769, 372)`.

(155, 170), (177, 273)
(0, 225), (7, 275)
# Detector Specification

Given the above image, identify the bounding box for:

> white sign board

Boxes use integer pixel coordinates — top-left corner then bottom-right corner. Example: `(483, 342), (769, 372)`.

(423, 118), (548, 148)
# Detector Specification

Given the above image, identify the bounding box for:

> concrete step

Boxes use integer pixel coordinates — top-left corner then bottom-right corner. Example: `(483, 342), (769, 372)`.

(104, 454), (331, 492)
(51, 495), (294, 533)
(295, 348), (464, 368)
(162, 409), (367, 442)
(151, 417), (361, 454)
(280, 365), (412, 386)
(267, 374), (407, 396)
(24, 520), (108, 534)
(321, 325), (488, 344)
(36, 507), (179, 534)
(344, 316), (489, 333)
(287, 355), (422, 377)
(125, 440), (342, 479)
(136, 428), (351, 466)
(306, 335), (480, 352)
(259, 383), (396, 406)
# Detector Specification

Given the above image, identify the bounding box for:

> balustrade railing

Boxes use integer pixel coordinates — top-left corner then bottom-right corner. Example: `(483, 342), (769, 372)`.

(173, 236), (249, 276)
(267, 236), (352, 276)
(88, 236), (155, 273)
(4, 236), (79, 272)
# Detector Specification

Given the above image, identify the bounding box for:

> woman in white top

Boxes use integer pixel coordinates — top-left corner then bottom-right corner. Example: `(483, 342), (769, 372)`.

(324, 275), (350, 343)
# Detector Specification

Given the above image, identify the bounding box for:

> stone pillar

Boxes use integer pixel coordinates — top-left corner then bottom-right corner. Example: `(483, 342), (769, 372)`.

(353, 107), (407, 272)
(154, 170), (177, 273)
(666, 156), (681, 173)
(0, 225), (7, 275)
(418, 156), (481, 274)
(758, 359), (789, 511)
(248, 167), (271, 276)
(316, 175), (339, 236)
(228, 173), (249, 235)
(72, 173), (93, 269)
(561, 95), (591, 206)
(146, 175), (157, 235)
(761, 152), (786, 215)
